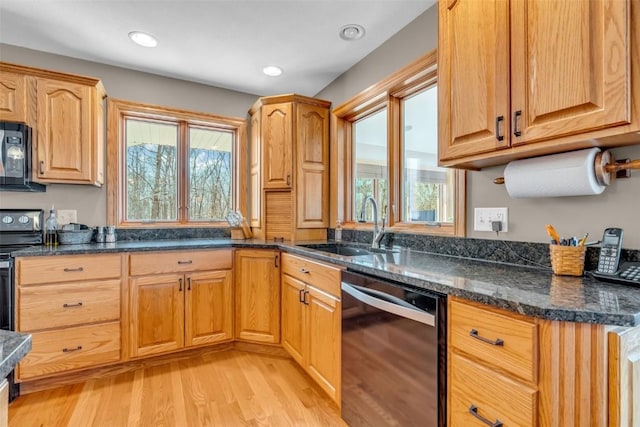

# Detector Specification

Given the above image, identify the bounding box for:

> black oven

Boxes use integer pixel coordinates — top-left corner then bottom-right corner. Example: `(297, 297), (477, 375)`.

(0, 209), (44, 402)
(0, 121), (46, 192)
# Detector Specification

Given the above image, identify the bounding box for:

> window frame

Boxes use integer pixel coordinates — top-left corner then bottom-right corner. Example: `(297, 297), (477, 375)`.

(107, 98), (247, 228)
(331, 50), (466, 236)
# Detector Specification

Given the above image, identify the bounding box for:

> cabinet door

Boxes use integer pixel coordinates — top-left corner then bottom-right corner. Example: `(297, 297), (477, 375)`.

(306, 285), (340, 402)
(262, 103), (292, 189)
(35, 78), (93, 183)
(438, 0), (510, 161)
(130, 274), (184, 357)
(185, 270), (233, 347)
(0, 71), (27, 123)
(234, 250), (281, 343)
(608, 325), (640, 427)
(510, 0), (630, 145)
(249, 112), (262, 227)
(281, 274), (305, 364)
(296, 103), (329, 228)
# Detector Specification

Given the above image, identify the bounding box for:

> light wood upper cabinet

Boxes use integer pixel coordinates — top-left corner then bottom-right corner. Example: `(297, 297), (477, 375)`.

(439, 0), (637, 169)
(0, 62), (106, 185)
(0, 70), (27, 123)
(249, 95), (331, 241)
(234, 249), (281, 344)
(296, 102), (329, 229)
(262, 103), (293, 189)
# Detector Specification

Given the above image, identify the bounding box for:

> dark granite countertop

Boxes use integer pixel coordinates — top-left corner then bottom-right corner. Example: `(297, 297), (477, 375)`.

(0, 330), (31, 379)
(11, 239), (640, 327)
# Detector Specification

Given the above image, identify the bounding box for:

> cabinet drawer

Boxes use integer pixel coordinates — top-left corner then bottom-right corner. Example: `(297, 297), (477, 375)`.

(449, 298), (537, 383)
(130, 250), (232, 276)
(17, 321), (121, 381)
(19, 279), (121, 331)
(449, 353), (537, 427)
(17, 254), (122, 285)
(282, 253), (341, 296)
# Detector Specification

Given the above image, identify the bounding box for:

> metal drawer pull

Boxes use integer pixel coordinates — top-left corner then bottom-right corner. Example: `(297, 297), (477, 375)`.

(39, 160), (44, 175)
(469, 329), (504, 346)
(177, 260), (193, 265)
(63, 267), (84, 272)
(299, 288), (305, 303)
(63, 302), (83, 308)
(303, 290), (310, 305)
(513, 110), (522, 137)
(62, 346), (83, 353)
(299, 268), (310, 274)
(495, 115), (504, 141)
(187, 277), (191, 291)
(469, 405), (503, 427)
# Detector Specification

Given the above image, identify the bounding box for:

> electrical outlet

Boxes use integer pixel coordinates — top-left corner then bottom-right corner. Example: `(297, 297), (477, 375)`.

(57, 209), (77, 226)
(474, 207), (508, 232)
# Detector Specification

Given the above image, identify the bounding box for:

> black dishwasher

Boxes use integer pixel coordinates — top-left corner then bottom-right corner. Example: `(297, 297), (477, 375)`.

(341, 270), (446, 427)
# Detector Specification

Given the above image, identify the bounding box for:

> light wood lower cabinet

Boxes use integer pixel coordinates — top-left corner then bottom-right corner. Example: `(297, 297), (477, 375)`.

(129, 250), (233, 358)
(15, 254), (124, 381)
(281, 253), (341, 403)
(0, 379), (7, 427)
(234, 249), (281, 344)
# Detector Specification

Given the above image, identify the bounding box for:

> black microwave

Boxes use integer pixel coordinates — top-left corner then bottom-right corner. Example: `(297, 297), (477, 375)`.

(0, 122), (46, 192)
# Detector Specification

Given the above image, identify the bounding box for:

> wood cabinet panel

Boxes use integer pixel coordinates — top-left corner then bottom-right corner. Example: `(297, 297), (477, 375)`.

(306, 285), (340, 402)
(608, 324), (640, 427)
(262, 103), (292, 189)
(17, 254), (122, 285)
(185, 270), (233, 347)
(449, 352), (537, 427)
(281, 274), (305, 365)
(0, 71), (27, 123)
(18, 279), (120, 331)
(17, 321), (121, 381)
(449, 298), (537, 383)
(129, 250), (232, 276)
(510, 0), (630, 145)
(234, 249), (280, 344)
(249, 112), (261, 227)
(130, 274), (184, 358)
(296, 103), (329, 228)
(438, 0), (510, 160)
(281, 253), (341, 296)
(35, 78), (92, 182)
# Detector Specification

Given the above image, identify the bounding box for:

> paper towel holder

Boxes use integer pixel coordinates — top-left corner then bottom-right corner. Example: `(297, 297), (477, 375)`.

(493, 150), (640, 186)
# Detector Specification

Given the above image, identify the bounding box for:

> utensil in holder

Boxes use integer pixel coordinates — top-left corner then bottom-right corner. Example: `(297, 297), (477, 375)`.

(549, 244), (586, 276)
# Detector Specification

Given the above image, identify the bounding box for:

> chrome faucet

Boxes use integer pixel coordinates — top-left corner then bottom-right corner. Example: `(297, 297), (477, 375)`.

(359, 195), (386, 249)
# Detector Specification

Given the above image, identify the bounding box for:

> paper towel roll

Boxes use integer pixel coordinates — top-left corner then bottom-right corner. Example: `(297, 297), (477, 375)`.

(504, 148), (606, 198)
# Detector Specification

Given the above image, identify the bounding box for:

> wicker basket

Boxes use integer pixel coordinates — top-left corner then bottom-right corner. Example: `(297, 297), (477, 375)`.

(549, 244), (586, 276)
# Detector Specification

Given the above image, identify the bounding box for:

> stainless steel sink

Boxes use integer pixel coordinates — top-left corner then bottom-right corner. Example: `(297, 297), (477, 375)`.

(298, 243), (398, 257)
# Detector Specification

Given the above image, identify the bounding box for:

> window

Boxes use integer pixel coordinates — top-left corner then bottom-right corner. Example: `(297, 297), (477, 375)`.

(332, 50), (466, 236)
(108, 99), (246, 227)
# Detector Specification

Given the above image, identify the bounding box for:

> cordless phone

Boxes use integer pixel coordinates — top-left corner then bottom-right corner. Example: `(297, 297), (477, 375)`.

(596, 228), (623, 274)
(591, 228), (640, 288)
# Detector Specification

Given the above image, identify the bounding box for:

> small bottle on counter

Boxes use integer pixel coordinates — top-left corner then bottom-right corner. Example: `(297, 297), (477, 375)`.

(335, 220), (342, 242)
(44, 205), (58, 247)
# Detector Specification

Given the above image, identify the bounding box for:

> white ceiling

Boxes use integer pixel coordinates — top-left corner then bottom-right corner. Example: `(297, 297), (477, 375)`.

(0, 0), (435, 97)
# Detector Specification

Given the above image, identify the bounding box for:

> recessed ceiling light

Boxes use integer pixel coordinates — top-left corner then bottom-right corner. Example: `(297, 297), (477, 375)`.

(263, 65), (283, 77)
(339, 24), (365, 41)
(128, 31), (158, 48)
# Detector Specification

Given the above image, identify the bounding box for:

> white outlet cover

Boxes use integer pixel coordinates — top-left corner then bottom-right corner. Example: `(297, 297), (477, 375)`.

(474, 207), (508, 232)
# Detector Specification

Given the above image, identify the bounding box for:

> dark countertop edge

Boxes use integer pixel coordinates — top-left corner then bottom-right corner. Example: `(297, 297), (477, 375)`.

(0, 331), (32, 379)
(11, 239), (640, 327)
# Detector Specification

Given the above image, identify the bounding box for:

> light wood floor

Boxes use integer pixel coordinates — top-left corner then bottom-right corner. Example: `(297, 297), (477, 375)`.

(8, 349), (347, 427)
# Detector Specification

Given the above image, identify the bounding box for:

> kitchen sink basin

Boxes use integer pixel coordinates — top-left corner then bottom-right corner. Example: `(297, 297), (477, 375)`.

(298, 243), (398, 257)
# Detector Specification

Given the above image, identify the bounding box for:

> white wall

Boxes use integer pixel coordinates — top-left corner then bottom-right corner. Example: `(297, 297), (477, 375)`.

(0, 43), (257, 227)
(316, 4), (640, 249)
